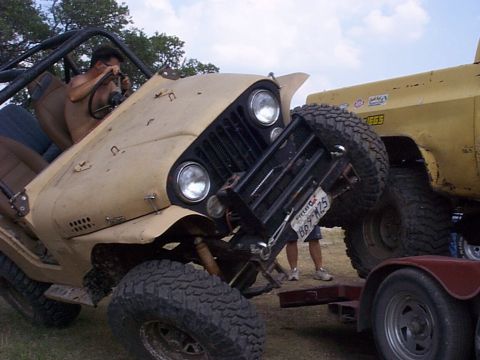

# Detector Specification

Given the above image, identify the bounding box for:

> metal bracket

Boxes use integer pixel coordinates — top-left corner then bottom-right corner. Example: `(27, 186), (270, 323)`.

(105, 216), (126, 225)
(10, 191), (29, 217)
(144, 193), (160, 214)
(250, 209), (293, 261)
(241, 260), (289, 298)
(44, 284), (94, 306)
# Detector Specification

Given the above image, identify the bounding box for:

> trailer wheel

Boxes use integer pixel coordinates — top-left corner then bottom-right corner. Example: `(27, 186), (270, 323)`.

(108, 260), (265, 360)
(0, 253), (81, 327)
(292, 104), (388, 227)
(373, 268), (472, 360)
(345, 167), (451, 277)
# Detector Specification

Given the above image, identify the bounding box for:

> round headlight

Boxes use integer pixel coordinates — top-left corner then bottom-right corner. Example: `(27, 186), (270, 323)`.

(176, 162), (210, 203)
(249, 89), (280, 126)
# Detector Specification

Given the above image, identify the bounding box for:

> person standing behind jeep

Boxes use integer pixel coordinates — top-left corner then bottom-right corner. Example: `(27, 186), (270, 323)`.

(64, 46), (131, 143)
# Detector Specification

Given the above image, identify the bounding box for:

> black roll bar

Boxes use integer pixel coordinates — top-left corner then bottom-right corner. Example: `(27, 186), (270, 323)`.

(0, 28), (154, 104)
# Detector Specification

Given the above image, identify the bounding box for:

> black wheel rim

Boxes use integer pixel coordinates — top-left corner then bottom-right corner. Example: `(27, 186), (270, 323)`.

(363, 206), (402, 257)
(384, 292), (435, 359)
(0, 277), (34, 318)
(140, 320), (209, 360)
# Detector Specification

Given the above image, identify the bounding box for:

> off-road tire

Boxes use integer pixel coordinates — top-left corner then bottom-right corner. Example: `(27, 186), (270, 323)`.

(108, 260), (265, 360)
(345, 167), (451, 277)
(293, 104), (389, 227)
(0, 253), (81, 327)
(372, 268), (472, 360)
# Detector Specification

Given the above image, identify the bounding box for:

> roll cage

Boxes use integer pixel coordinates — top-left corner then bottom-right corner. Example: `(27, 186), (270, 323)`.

(0, 28), (153, 105)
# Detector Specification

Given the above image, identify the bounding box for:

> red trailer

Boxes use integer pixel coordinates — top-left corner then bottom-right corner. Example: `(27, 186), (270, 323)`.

(278, 256), (480, 360)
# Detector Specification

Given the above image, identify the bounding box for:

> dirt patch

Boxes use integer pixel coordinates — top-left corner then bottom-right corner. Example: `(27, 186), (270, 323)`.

(0, 228), (378, 359)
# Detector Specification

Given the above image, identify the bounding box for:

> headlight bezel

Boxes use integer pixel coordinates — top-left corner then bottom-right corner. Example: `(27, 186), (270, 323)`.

(175, 161), (211, 203)
(248, 89), (281, 127)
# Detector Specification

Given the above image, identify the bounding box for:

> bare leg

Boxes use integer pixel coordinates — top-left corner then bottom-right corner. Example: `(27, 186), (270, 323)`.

(286, 241), (298, 270)
(308, 240), (323, 271)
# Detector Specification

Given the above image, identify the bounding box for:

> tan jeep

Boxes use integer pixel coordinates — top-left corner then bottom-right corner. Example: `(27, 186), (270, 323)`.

(0, 29), (387, 359)
(307, 39), (480, 276)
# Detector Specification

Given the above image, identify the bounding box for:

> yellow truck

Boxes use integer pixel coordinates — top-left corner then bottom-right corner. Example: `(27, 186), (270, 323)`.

(306, 40), (480, 277)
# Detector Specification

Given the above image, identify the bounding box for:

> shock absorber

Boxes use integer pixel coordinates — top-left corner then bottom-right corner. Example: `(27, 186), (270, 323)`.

(194, 238), (222, 277)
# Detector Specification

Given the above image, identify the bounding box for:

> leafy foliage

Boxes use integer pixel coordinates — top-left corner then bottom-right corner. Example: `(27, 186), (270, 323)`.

(1, 0), (219, 88)
(122, 28), (219, 85)
(0, 0), (52, 65)
(50, 0), (131, 33)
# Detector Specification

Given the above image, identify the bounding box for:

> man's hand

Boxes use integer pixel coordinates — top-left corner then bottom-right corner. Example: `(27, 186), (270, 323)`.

(121, 75), (131, 93)
(103, 64), (121, 76)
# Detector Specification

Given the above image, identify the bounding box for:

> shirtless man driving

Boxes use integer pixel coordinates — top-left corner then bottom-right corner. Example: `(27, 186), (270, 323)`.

(65, 46), (131, 143)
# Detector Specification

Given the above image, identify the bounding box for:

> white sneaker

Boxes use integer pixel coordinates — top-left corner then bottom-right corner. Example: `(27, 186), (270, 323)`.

(288, 268), (299, 281)
(314, 268), (333, 281)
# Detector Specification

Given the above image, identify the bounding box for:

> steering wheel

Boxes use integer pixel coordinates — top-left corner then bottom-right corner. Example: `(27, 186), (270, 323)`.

(88, 71), (126, 120)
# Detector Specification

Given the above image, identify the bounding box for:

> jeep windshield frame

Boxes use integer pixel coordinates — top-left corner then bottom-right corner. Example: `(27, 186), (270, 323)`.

(0, 28), (154, 105)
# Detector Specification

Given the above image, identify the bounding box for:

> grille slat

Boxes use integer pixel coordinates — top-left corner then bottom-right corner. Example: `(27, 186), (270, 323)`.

(218, 123), (251, 168)
(228, 111), (263, 161)
(195, 106), (268, 187)
(196, 148), (226, 183)
(211, 130), (245, 170)
(203, 138), (233, 179)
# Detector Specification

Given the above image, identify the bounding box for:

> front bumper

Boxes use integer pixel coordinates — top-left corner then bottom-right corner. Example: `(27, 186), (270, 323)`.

(218, 114), (356, 263)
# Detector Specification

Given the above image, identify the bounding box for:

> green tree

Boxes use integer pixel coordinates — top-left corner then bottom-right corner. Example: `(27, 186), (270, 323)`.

(1, 0), (219, 92)
(123, 29), (219, 85)
(0, 0), (51, 64)
(181, 58), (219, 77)
(49, 0), (131, 33)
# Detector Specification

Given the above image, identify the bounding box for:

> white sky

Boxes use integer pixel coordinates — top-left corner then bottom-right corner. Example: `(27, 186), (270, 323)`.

(124, 0), (479, 105)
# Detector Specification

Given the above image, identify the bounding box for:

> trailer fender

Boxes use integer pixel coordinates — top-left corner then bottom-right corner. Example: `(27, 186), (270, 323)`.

(357, 255), (480, 331)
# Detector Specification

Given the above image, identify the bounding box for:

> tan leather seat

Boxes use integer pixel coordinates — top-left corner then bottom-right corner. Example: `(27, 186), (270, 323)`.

(28, 72), (73, 150)
(0, 136), (48, 220)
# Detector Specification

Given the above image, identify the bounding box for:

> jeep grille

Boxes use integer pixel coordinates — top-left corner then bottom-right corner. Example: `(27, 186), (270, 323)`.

(194, 106), (269, 187)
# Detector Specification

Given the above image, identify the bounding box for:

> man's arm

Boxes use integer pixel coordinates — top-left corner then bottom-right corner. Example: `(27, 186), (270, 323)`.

(67, 65), (120, 103)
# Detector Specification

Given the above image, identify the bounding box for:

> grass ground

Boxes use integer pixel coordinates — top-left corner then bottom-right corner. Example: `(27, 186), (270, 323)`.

(0, 228), (378, 359)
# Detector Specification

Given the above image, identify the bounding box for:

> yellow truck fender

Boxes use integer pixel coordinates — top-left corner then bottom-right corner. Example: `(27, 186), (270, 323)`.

(417, 146), (440, 185)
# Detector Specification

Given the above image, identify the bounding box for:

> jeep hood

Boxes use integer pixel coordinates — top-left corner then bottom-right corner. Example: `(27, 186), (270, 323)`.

(26, 73), (290, 239)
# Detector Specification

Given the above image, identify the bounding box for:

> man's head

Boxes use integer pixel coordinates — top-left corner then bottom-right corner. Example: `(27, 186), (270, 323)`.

(90, 46), (124, 69)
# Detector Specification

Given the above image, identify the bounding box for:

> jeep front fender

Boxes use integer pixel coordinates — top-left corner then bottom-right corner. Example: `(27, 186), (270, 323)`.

(69, 206), (214, 264)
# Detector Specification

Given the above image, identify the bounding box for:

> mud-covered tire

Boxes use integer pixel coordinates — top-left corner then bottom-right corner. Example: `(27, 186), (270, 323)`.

(372, 268), (472, 360)
(0, 253), (81, 327)
(293, 104), (389, 227)
(345, 167), (451, 277)
(108, 260), (265, 360)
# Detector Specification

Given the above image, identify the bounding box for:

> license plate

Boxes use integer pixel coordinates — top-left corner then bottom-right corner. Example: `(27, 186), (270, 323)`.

(290, 187), (330, 242)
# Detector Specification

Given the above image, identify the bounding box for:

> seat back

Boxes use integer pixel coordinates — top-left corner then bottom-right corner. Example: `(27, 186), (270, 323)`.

(28, 72), (73, 150)
(0, 104), (61, 162)
(0, 136), (48, 220)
